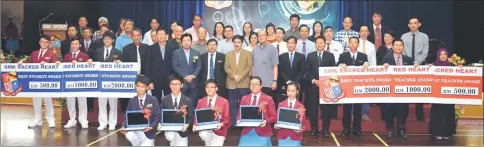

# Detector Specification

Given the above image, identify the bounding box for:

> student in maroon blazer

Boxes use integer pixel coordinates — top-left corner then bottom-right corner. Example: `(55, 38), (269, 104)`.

(275, 82), (309, 146)
(62, 37), (91, 129)
(193, 79), (230, 146)
(237, 76), (277, 146)
(19, 35), (60, 128)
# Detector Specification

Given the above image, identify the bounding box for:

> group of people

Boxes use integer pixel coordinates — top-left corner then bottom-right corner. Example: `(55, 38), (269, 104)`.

(19, 11), (459, 146)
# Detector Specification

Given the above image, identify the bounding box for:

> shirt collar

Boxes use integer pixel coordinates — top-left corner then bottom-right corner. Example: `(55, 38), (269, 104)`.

(287, 98), (297, 106)
(317, 50), (325, 54)
(84, 39), (91, 42)
(208, 95), (217, 101)
(105, 46), (112, 50)
(373, 23), (382, 29)
(183, 48), (191, 52)
(252, 92), (261, 99)
(72, 50), (80, 54)
(39, 48), (48, 52)
(138, 94), (147, 101)
(171, 93), (181, 100)
(288, 50), (296, 54)
(208, 51), (217, 56)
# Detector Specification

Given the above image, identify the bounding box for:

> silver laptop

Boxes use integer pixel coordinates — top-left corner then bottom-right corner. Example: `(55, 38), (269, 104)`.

(236, 105), (264, 127)
(159, 109), (186, 131)
(275, 107), (302, 131)
(193, 108), (220, 131)
(123, 110), (150, 131)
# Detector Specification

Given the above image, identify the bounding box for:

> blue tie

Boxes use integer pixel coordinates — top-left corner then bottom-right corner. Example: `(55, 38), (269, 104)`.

(290, 53), (294, 68)
(209, 53), (214, 79)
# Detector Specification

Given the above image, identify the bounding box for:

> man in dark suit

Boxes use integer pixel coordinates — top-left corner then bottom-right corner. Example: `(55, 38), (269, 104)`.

(278, 36), (305, 102)
(146, 28), (174, 101)
(88, 31), (123, 131)
(80, 27), (94, 54)
(159, 76), (194, 146)
(338, 37), (369, 137)
(61, 25), (79, 56)
(305, 36), (336, 136)
(172, 33), (202, 107)
(119, 28), (149, 112)
(199, 39), (227, 98)
(381, 39), (413, 139)
(368, 11), (392, 49)
(166, 26), (183, 55)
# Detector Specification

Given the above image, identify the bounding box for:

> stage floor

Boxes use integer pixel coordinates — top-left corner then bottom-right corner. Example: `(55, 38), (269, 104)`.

(1, 105), (483, 146)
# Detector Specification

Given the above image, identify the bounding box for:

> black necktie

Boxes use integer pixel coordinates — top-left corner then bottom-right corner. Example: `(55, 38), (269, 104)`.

(352, 54), (356, 64)
(105, 49), (109, 61)
(412, 33), (415, 60)
(139, 99), (143, 108)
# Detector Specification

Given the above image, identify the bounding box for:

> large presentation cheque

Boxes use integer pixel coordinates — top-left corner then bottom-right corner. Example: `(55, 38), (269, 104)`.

(319, 66), (482, 105)
(1, 62), (138, 98)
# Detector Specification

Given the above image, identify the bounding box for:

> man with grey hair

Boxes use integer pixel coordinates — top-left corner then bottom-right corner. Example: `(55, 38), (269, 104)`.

(93, 17), (109, 41)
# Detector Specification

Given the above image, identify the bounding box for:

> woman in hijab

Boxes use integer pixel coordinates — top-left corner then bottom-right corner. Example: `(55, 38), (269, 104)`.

(428, 48), (460, 140)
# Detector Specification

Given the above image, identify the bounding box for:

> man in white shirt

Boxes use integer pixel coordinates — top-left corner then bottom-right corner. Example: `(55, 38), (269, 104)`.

(216, 26), (234, 54)
(271, 27), (289, 55)
(357, 25), (377, 66)
(295, 25), (315, 58)
(357, 25), (376, 122)
(184, 14), (210, 42)
(142, 18), (160, 45)
(323, 26), (344, 63)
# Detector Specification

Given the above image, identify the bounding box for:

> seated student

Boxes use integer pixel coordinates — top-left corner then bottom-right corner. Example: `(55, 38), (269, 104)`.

(120, 75), (160, 146)
(159, 76), (194, 146)
(193, 79), (230, 146)
(275, 82), (309, 146)
(237, 76), (277, 146)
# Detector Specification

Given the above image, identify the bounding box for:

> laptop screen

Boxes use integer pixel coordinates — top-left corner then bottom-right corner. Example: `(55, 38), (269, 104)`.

(278, 108), (300, 124)
(127, 111), (149, 126)
(240, 106), (263, 120)
(196, 108), (218, 123)
(162, 110), (185, 124)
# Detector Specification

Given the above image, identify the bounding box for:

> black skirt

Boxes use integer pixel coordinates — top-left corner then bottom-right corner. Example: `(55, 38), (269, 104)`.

(429, 104), (456, 136)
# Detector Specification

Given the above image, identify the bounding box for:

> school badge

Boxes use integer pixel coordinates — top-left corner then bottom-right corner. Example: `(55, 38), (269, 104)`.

(321, 76), (344, 102)
(2, 72), (23, 96)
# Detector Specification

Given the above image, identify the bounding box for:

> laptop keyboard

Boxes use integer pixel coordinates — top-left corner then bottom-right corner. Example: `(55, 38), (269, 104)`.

(236, 122), (262, 127)
(194, 124), (218, 131)
(159, 126), (184, 131)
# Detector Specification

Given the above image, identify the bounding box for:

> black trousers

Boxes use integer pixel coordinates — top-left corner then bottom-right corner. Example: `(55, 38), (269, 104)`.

(321, 104), (337, 130)
(342, 104), (362, 132)
(152, 86), (171, 102)
(261, 87), (277, 105)
(415, 103), (425, 120)
(87, 98), (95, 111)
(382, 103), (409, 131)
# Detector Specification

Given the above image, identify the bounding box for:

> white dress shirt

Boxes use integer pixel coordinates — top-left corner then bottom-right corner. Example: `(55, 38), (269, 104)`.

(184, 26), (210, 42)
(326, 40), (344, 63)
(104, 46), (112, 60)
(72, 50), (80, 59)
(271, 41), (289, 55)
(138, 94), (147, 106)
(171, 93), (181, 107)
(136, 45), (141, 74)
(184, 49), (191, 64)
(206, 52), (217, 80)
(207, 95), (217, 108)
(84, 39), (91, 49)
(287, 98), (297, 108)
(357, 39), (376, 66)
(142, 30), (154, 45)
(295, 39), (316, 57)
(250, 92), (261, 105)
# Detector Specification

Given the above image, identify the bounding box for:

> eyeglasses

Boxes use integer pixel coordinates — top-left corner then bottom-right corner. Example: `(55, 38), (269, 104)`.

(170, 83), (182, 86)
(250, 83), (261, 86)
(205, 86), (217, 89)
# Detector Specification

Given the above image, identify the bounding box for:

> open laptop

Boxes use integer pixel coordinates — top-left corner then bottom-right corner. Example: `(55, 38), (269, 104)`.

(193, 108), (220, 131)
(159, 109), (186, 131)
(275, 107), (302, 131)
(236, 105), (264, 127)
(123, 110), (150, 131)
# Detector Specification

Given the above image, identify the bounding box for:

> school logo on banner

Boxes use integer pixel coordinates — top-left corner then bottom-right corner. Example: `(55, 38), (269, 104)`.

(321, 76), (345, 102)
(2, 72), (23, 96)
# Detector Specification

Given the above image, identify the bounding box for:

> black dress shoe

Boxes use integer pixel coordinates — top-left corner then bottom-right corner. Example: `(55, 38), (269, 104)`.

(387, 131), (393, 138)
(310, 130), (317, 136)
(341, 129), (351, 136)
(352, 131), (362, 137)
(322, 129), (329, 137)
(399, 130), (408, 139)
